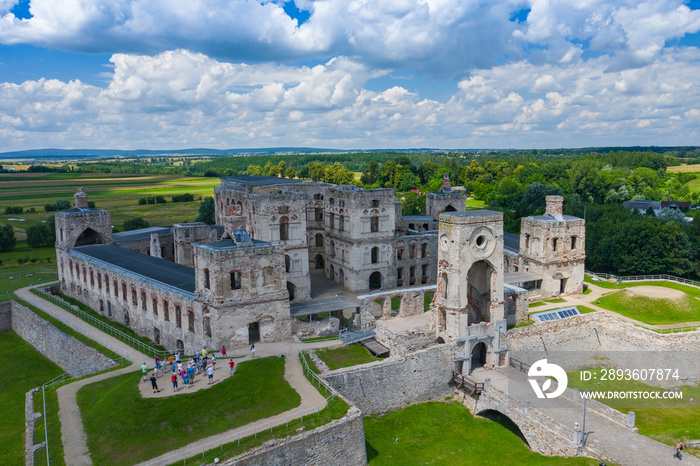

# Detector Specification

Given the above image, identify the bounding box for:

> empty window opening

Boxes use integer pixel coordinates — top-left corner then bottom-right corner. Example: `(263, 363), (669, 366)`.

(370, 216), (379, 232)
(371, 246), (379, 264)
(315, 233), (323, 246)
(421, 243), (428, 258)
(230, 271), (242, 290)
(397, 268), (404, 286)
(203, 269), (210, 289)
(571, 236), (577, 249)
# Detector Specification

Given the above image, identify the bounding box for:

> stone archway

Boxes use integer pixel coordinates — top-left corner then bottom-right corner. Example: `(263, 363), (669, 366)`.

(369, 271), (382, 290)
(75, 228), (103, 247)
(467, 260), (494, 324)
(314, 254), (325, 269)
(471, 341), (487, 371)
(287, 281), (296, 301)
(444, 205), (456, 212)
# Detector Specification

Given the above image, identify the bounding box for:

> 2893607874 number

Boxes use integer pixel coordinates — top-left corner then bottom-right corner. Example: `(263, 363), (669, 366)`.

(598, 368), (679, 381)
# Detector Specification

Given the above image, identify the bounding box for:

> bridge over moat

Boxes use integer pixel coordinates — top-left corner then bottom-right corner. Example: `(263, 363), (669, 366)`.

(454, 364), (700, 466)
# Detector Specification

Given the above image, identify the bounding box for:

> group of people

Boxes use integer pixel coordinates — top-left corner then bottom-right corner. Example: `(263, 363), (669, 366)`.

(143, 346), (232, 393)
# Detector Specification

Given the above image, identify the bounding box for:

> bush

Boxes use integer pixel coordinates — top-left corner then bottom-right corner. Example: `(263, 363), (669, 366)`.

(195, 197), (215, 224)
(29, 257), (38, 263)
(0, 224), (16, 252)
(4, 206), (23, 214)
(155, 195), (166, 204)
(88, 201), (96, 209)
(28, 207), (36, 213)
(123, 217), (150, 231)
(172, 193), (194, 202)
(138, 198), (147, 205)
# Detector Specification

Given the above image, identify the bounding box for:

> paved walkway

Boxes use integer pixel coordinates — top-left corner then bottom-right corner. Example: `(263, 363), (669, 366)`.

(17, 286), (341, 465)
(471, 366), (700, 466)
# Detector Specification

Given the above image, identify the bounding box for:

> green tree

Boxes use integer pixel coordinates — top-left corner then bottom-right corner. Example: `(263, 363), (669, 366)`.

(195, 197), (216, 225)
(401, 191), (426, 215)
(0, 224), (16, 252)
(360, 161), (378, 185)
(123, 217), (150, 231)
(26, 223), (52, 248)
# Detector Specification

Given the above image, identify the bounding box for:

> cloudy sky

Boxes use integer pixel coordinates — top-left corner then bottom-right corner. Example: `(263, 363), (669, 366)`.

(1, 0), (700, 151)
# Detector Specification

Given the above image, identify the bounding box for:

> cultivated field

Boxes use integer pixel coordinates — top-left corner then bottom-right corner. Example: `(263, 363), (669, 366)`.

(0, 173), (220, 230)
(667, 164), (700, 173)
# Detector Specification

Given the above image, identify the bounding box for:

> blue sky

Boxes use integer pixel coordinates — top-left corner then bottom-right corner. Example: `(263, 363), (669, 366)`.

(1, 0), (700, 151)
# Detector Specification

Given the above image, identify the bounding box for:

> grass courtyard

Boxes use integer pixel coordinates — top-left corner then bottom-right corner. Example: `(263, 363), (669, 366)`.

(315, 344), (380, 370)
(364, 401), (606, 465)
(590, 280), (700, 325)
(0, 331), (64, 465)
(77, 356), (300, 465)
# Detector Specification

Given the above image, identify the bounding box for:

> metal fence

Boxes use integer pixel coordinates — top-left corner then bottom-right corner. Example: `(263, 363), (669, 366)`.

(585, 270), (700, 288)
(31, 287), (175, 359)
(339, 322), (376, 345)
(144, 350), (336, 465)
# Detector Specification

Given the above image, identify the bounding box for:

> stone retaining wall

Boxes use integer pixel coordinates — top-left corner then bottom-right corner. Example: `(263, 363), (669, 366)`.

(221, 405), (366, 466)
(322, 343), (454, 414)
(0, 301), (11, 331)
(9, 300), (115, 377)
(25, 388), (43, 466)
(509, 312), (700, 387)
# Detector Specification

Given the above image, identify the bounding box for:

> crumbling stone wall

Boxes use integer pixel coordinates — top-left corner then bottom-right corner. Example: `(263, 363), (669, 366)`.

(221, 406), (366, 466)
(292, 317), (340, 339)
(322, 344), (455, 414)
(509, 313), (700, 387)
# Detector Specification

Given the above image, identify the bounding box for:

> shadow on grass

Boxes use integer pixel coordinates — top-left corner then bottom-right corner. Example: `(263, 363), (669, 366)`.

(478, 409), (530, 447)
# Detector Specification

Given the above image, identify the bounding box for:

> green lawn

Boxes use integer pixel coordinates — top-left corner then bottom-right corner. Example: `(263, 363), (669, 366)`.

(78, 356), (300, 465)
(0, 271), (56, 296)
(364, 401), (605, 465)
(0, 331), (64, 466)
(576, 305), (597, 314)
(546, 298), (566, 303)
(424, 291), (433, 310)
(301, 335), (340, 343)
(529, 301), (546, 308)
(567, 368), (700, 456)
(315, 344), (380, 370)
(595, 284), (700, 325)
(0, 242), (56, 269)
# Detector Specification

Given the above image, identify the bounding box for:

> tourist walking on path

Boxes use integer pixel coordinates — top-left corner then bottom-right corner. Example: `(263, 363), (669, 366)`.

(250, 343), (255, 358)
(674, 440), (683, 459)
(229, 359), (235, 375)
(155, 356), (160, 371)
(212, 355), (217, 370)
(183, 372), (190, 390)
(202, 347), (207, 359)
(207, 365), (214, 385)
(141, 363), (148, 382)
(154, 365), (159, 378)
(171, 373), (178, 392)
(149, 373), (159, 393)
(175, 353), (180, 363)
(221, 346), (227, 357)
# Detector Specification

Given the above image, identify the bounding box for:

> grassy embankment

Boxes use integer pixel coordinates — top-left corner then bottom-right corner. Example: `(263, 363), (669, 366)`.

(78, 356), (300, 465)
(0, 331), (63, 465)
(364, 401), (608, 465)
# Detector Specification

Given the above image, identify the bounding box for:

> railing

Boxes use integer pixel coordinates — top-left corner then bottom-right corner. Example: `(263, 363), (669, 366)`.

(451, 370), (484, 395)
(31, 287), (175, 359)
(509, 357), (531, 373)
(144, 350), (337, 465)
(339, 322), (376, 345)
(39, 356), (128, 465)
(585, 270), (700, 288)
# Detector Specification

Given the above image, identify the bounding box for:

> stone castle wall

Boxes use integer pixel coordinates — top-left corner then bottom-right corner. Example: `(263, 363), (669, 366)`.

(322, 343), (455, 414)
(509, 312), (700, 387)
(6, 301), (114, 377)
(223, 406), (366, 466)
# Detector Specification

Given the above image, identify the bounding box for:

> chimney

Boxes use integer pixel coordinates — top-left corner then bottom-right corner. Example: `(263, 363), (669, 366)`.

(74, 187), (88, 208)
(545, 195), (563, 218)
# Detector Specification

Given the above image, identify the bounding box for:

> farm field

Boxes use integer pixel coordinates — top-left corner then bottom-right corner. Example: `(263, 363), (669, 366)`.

(0, 173), (220, 229)
(667, 164), (700, 173)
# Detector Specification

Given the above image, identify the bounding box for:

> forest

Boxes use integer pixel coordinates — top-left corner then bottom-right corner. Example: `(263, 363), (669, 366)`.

(15, 147), (700, 278)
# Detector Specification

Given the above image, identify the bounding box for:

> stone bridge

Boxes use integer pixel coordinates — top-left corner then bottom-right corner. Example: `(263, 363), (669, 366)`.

(456, 365), (700, 466)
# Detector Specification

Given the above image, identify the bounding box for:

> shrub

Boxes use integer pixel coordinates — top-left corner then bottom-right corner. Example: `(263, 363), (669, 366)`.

(0, 224), (16, 252)
(138, 198), (147, 205)
(26, 223), (53, 248)
(155, 196), (166, 204)
(4, 206), (23, 214)
(44, 199), (71, 212)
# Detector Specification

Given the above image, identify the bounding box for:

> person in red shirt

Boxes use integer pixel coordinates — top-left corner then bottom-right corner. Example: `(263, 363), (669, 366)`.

(171, 373), (178, 392)
(229, 358), (235, 375)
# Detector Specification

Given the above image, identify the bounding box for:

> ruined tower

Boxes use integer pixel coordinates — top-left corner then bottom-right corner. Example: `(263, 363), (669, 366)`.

(434, 210), (507, 373)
